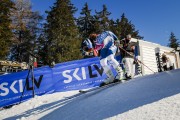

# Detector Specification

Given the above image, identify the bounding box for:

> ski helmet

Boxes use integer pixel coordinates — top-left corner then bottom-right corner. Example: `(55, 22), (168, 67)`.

(126, 34), (131, 39)
(89, 33), (98, 40)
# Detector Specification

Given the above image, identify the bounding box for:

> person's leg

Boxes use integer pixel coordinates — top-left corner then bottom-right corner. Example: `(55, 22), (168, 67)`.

(100, 58), (114, 84)
(164, 64), (167, 71)
(130, 58), (135, 78)
(106, 42), (123, 78)
(123, 57), (132, 79)
(100, 35), (114, 83)
(100, 48), (114, 84)
(107, 54), (125, 80)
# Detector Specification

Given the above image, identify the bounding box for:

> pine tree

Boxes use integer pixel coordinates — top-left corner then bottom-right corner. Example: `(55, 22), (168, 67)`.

(109, 19), (121, 38)
(115, 13), (143, 39)
(0, 0), (14, 59)
(94, 4), (111, 33)
(76, 2), (95, 39)
(45, 0), (81, 64)
(36, 34), (48, 65)
(10, 0), (43, 62)
(168, 32), (179, 50)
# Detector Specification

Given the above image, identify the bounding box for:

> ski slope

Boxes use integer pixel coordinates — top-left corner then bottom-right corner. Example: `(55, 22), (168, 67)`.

(1, 69), (180, 120)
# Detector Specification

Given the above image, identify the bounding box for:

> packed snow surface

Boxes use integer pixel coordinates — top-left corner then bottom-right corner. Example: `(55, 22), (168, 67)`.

(1, 69), (180, 120)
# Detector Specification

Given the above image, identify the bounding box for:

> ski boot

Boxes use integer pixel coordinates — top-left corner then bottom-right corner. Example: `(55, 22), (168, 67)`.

(125, 73), (132, 80)
(100, 70), (114, 87)
(113, 66), (126, 83)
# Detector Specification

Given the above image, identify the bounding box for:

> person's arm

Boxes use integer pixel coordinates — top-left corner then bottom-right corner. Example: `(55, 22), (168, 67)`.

(81, 40), (89, 56)
(108, 31), (118, 40)
(95, 43), (103, 51)
(127, 41), (136, 52)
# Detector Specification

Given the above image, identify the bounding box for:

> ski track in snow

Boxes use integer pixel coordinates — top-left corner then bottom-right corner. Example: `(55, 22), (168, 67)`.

(0, 69), (180, 120)
(106, 93), (180, 120)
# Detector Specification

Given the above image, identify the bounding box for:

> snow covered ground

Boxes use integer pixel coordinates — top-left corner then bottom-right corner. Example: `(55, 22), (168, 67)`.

(1, 69), (180, 120)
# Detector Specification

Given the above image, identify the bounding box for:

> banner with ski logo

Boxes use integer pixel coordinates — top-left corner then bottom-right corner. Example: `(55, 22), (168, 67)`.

(0, 57), (109, 107)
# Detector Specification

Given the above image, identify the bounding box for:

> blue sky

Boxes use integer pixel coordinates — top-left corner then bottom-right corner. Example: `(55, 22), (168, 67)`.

(31, 0), (180, 46)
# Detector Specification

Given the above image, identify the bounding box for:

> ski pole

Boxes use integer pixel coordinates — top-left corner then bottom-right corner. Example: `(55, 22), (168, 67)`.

(118, 46), (156, 74)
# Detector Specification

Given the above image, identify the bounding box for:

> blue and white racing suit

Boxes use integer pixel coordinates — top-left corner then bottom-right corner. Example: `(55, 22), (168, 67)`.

(96, 31), (118, 59)
(95, 31), (123, 83)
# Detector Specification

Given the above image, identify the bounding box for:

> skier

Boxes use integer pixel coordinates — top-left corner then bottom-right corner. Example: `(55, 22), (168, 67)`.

(121, 34), (136, 79)
(80, 34), (98, 58)
(95, 31), (125, 86)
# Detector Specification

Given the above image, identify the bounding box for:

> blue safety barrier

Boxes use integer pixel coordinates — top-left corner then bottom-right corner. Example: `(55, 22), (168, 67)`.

(0, 57), (107, 107)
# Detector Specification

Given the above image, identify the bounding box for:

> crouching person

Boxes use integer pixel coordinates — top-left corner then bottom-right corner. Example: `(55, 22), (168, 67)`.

(94, 31), (125, 86)
(80, 34), (98, 59)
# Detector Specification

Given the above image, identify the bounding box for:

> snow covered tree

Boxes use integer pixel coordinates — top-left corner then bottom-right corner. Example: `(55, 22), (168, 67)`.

(168, 32), (179, 50)
(45, 0), (81, 64)
(0, 0), (14, 59)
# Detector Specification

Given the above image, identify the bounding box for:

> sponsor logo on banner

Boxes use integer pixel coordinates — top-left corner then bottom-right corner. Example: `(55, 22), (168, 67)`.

(0, 57), (106, 107)
(62, 64), (104, 83)
(0, 75), (43, 96)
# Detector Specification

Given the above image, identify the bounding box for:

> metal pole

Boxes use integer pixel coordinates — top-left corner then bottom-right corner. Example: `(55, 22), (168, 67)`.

(119, 46), (156, 74)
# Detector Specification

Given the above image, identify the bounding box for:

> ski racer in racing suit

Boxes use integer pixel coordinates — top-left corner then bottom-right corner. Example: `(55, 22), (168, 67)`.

(95, 31), (125, 86)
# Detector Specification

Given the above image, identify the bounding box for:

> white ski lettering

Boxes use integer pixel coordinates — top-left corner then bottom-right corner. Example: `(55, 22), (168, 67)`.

(82, 67), (86, 80)
(0, 82), (9, 96)
(10, 80), (18, 93)
(19, 79), (23, 92)
(63, 70), (72, 83)
(73, 68), (82, 80)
